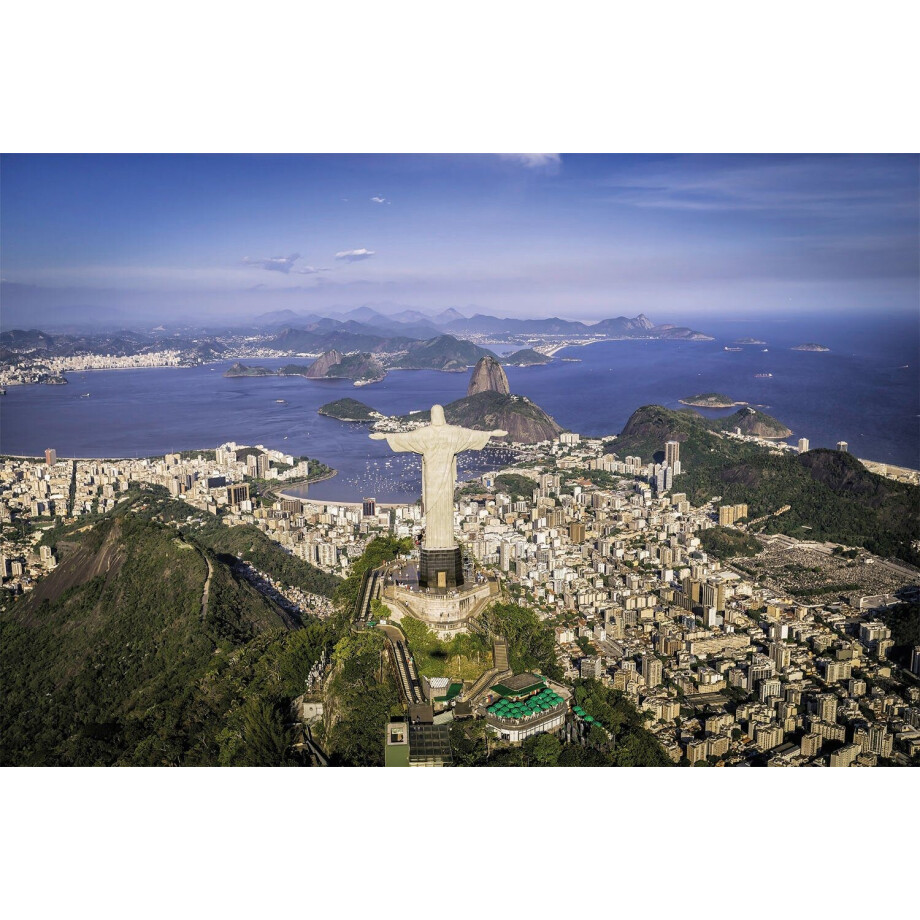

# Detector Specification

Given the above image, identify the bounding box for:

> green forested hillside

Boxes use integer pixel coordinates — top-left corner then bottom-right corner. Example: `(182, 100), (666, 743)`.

(614, 406), (920, 566)
(699, 526), (762, 559)
(0, 503), (336, 766)
(179, 517), (341, 598)
(494, 473), (538, 500)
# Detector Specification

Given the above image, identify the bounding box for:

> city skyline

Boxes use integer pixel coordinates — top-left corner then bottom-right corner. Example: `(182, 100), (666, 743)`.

(2, 153), (918, 328)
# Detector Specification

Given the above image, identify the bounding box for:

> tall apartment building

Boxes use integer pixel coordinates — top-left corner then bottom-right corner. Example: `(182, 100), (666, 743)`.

(809, 719), (846, 743)
(580, 656), (602, 680)
(770, 641), (791, 672)
(755, 723), (784, 751)
(641, 655), (662, 688)
(821, 658), (852, 682)
(664, 441), (680, 467)
(867, 724), (893, 758)
(800, 733), (822, 758)
(227, 483), (250, 506)
(797, 438), (810, 453)
(685, 738), (709, 764)
(664, 441), (681, 474)
(701, 580), (727, 612)
(829, 744), (860, 767)
(44, 448), (57, 466)
(748, 658), (775, 687)
(759, 677), (782, 702)
(816, 693), (838, 723)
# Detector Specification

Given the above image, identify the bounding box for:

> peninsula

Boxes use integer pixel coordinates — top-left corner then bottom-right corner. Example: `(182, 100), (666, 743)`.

(710, 406), (793, 438)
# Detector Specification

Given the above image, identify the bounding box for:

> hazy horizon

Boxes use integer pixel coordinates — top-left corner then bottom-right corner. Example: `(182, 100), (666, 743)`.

(2, 153), (918, 329)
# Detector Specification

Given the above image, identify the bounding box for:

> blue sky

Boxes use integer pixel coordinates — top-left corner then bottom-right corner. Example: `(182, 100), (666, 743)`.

(1, 153), (917, 327)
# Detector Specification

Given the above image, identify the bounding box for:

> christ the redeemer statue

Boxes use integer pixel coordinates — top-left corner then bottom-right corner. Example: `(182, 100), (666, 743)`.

(371, 404), (506, 590)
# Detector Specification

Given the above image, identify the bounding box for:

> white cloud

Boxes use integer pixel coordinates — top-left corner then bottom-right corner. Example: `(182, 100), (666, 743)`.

(335, 248), (376, 262)
(243, 252), (328, 274)
(243, 252), (301, 273)
(499, 153), (562, 171)
(370, 196), (390, 204)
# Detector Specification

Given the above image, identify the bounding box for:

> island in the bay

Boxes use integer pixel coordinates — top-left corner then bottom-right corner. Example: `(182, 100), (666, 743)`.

(679, 392), (747, 408)
(501, 348), (552, 366)
(792, 343), (830, 352)
(319, 356), (564, 444)
(317, 398), (381, 422)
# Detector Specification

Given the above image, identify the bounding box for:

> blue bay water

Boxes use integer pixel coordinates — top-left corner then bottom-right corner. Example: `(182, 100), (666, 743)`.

(1, 314), (916, 502)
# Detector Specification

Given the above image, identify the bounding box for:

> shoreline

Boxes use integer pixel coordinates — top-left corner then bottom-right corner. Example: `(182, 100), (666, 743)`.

(538, 335), (715, 357)
(279, 470), (415, 510)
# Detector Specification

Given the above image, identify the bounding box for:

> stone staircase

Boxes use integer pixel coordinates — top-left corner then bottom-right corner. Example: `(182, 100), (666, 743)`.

(492, 636), (509, 671)
(461, 635), (511, 703)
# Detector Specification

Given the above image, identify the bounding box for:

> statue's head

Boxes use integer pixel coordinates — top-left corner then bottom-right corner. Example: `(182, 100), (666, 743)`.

(430, 404), (446, 425)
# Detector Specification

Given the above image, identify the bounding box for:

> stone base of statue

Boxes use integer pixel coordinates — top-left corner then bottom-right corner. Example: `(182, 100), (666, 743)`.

(418, 546), (464, 590)
(381, 572), (498, 639)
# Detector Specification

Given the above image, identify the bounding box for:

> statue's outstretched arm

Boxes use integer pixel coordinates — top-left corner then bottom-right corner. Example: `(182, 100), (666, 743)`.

(369, 431), (419, 453)
(491, 429), (508, 438)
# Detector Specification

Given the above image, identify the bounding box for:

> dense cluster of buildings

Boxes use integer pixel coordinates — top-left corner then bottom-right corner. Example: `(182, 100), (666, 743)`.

(0, 350), (188, 386)
(0, 443), (306, 591)
(438, 433), (918, 766)
(3, 423), (918, 766)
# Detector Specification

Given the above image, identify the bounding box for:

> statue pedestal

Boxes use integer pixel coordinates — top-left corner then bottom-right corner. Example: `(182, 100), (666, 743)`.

(418, 546), (464, 590)
(381, 579), (497, 639)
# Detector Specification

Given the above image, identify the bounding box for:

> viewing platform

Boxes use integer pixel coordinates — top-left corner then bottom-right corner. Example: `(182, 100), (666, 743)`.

(380, 560), (498, 637)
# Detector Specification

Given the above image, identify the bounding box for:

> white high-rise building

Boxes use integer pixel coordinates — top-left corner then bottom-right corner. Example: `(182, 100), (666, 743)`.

(798, 438), (809, 453)
(665, 441), (680, 468)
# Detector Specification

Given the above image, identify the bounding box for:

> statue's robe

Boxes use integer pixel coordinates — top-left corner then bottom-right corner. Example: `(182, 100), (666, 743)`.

(374, 424), (494, 549)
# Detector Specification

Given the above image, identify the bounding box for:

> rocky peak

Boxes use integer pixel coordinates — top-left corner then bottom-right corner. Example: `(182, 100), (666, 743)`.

(305, 349), (343, 378)
(634, 313), (655, 330)
(467, 355), (510, 397)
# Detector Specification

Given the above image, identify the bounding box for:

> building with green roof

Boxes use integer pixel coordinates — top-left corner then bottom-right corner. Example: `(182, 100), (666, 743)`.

(482, 675), (571, 744)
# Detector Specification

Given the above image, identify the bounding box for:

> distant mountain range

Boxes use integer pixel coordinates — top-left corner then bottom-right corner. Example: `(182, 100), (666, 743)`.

(251, 308), (713, 341)
(2, 311), (712, 368)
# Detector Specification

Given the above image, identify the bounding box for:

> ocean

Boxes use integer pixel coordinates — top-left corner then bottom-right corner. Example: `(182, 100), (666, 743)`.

(1, 313), (916, 502)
